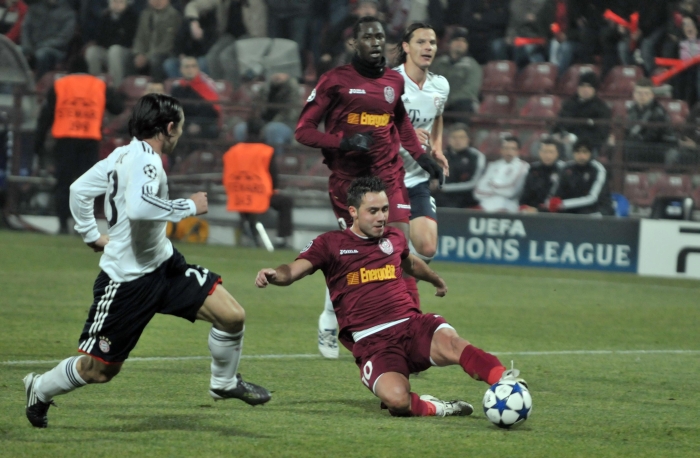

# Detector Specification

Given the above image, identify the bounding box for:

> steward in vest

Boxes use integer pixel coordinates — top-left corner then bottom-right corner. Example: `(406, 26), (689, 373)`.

(35, 59), (124, 234)
(223, 118), (294, 247)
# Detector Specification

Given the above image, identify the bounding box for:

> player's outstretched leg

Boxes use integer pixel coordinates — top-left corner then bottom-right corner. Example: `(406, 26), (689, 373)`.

(374, 372), (473, 417)
(318, 288), (339, 359)
(196, 285), (271, 406)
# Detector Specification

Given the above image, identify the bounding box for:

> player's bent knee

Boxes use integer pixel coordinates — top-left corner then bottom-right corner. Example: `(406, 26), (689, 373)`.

(80, 357), (122, 383)
(381, 386), (411, 412)
(216, 296), (246, 332)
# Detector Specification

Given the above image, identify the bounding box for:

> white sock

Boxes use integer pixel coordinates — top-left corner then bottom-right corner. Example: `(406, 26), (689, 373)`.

(208, 326), (244, 390)
(319, 288), (338, 331)
(34, 356), (87, 402)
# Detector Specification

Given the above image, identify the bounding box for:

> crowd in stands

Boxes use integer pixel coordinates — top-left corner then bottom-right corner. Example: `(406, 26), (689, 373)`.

(4, 0), (700, 217)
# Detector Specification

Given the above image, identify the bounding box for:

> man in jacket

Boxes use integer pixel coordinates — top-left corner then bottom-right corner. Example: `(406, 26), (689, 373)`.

(431, 28), (483, 113)
(21, 0), (75, 78)
(132, 0), (182, 81)
(519, 138), (565, 212)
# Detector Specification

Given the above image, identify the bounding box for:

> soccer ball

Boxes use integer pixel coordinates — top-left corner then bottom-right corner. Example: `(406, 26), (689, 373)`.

(482, 379), (532, 429)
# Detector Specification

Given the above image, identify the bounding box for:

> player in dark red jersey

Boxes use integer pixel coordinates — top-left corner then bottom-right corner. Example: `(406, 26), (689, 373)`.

(255, 177), (526, 417)
(295, 16), (444, 358)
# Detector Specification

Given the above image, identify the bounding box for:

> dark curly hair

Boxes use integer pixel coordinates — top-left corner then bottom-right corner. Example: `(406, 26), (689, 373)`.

(128, 93), (183, 140)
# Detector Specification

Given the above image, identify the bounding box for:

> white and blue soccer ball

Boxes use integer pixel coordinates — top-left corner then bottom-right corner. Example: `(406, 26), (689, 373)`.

(482, 379), (532, 429)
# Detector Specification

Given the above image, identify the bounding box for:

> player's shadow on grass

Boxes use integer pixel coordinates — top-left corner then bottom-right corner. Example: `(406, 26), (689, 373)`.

(71, 414), (271, 438)
(278, 398), (388, 415)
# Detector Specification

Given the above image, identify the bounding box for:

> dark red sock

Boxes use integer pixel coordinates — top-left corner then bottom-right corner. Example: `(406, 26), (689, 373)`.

(409, 392), (436, 416)
(403, 274), (420, 307)
(459, 345), (505, 385)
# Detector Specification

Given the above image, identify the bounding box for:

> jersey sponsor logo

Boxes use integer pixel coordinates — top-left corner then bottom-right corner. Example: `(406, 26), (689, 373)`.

(301, 240), (313, 253)
(307, 88), (316, 102)
(379, 238), (394, 255)
(347, 112), (391, 127)
(143, 164), (158, 179)
(396, 203), (411, 209)
(346, 264), (397, 285)
(349, 89), (366, 94)
(340, 249), (359, 255)
(98, 336), (111, 353)
(384, 86), (395, 103)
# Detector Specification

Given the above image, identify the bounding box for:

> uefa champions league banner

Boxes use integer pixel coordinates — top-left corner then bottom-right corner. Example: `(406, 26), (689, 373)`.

(638, 219), (700, 279)
(434, 209), (640, 273)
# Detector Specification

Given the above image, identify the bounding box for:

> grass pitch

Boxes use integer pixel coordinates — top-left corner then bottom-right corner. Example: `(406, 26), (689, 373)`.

(1, 231), (699, 457)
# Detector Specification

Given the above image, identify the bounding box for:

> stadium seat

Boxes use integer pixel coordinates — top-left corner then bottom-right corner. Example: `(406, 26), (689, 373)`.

(623, 172), (654, 207)
(481, 60), (516, 92)
(276, 152), (304, 175)
(479, 93), (516, 116)
(515, 62), (558, 93)
(119, 75), (152, 100)
(518, 95), (561, 119)
(608, 99), (634, 120)
(519, 130), (549, 158)
(554, 64), (601, 96)
(476, 129), (518, 156)
(658, 99), (689, 125)
(600, 65), (643, 98)
(651, 173), (693, 198)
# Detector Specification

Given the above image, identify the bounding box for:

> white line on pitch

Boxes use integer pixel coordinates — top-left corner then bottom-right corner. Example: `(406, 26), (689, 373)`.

(2, 349), (700, 366)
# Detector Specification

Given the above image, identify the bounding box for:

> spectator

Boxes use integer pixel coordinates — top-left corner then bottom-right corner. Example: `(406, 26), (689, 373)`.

(132, 0), (182, 81)
(0, 0), (28, 44)
(490, 0), (547, 68)
(234, 72), (300, 153)
(535, 0), (590, 75)
(677, 100), (700, 164)
(84, 0), (138, 87)
(519, 138), (565, 212)
(552, 72), (611, 154)
(77, 0), (108, 44)
(673, 14), (700, 107)
(34, 59), (124, 234)
(169, 56), (221, 139)
(547, 138), (614, 215)
(474, 135), (530, 213)
(21, 0), (76, 79)
(624, 77), (678, 164)
(617, 0), (669, 76)
(433, 123), (485, 209)
(599, 0), (634, 77)
(223, 117), (295, 248)
(182, 0), (249, 83)
(453, 0), (509, 64)
(163, 7), (217, 78)
(265, 0), (311, 66)
(431, 27), (482, 113)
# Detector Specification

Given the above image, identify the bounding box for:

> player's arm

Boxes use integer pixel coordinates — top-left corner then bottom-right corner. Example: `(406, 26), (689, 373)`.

(125, 154), (201, 221)
(294, 74), (343, 150)
(255, 259), (315, 287)
(396, 97), (443, 181)
(430, 115), (449, 176)
(70, 159), (111, 247)
(401, 254), (447, 297)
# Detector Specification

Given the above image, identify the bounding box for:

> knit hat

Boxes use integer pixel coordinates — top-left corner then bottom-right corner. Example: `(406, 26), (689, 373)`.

(578, 71), (599, 89)
(450, 27), (469, 42)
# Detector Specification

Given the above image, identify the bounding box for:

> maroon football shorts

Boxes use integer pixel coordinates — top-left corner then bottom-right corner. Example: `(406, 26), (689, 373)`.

(351, 312), (450, 394)
(328, 175), (411, 227)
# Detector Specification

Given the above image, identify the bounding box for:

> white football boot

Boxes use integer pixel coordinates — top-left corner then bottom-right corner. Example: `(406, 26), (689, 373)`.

(317, 326), (339, 359)
(420, 395), (474, 417)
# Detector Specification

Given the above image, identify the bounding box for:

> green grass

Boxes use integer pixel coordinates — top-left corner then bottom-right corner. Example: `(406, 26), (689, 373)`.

(1, 231), (700, 457)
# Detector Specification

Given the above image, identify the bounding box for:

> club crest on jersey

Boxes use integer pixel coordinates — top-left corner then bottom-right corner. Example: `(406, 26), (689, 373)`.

(384, 86), (395, 103)
(307, 88), (316, 102)
(301, 240), (313, 253)
(98, 336), (111, 353)
(143, 164), (157, 179)
(378, 238), (393, 255)
(434, 95), (445, 111)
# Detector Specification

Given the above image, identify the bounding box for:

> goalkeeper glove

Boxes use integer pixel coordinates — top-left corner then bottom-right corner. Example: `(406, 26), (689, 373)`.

(339, 132), (374, 153)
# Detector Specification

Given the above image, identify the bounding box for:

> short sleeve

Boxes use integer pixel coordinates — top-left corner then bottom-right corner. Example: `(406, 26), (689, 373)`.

(296, 234), (331, 272)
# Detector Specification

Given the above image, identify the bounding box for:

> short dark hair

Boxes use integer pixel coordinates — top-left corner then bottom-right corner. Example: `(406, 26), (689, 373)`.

(635, 77), (654, 89)
(128, 93), (183, 140)
(540, 136), (561, 151)
(353, 15), (383, 39)
(573, 138), (593, 153)
(502, 134), (520, 148)
(448, 122), (469, 136)
(396, 22), (435, 64)
(347, 176), (386, 209)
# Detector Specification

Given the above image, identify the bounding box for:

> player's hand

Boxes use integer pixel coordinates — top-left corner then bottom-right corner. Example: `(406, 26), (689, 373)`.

(415, 128), (430, 148)
(416, 153), (443, 182)
(432, 149), (449, 177)
(255, 268), (278, 288)
(434, 277), (447, 297)
(190, 192), (208, 215)
(87, 234), (109, 252)
(339, 132), (374, 153)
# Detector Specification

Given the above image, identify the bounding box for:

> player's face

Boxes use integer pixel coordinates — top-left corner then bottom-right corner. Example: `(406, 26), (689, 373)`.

(500, 140), (519, 162)
(573, 147), (592, 165)
(538, 143), (559, 166)
(162, 110), (184, 155)
(355, 22), (386, 65)
(403, 28), (437, 70)
(351, 191), (389, 238)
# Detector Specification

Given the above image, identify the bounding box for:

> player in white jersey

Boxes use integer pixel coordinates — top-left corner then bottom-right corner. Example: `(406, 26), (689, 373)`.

(23, 94), (270, 428)
(315, 23), (450, 359)
(394, 23), (450, 304)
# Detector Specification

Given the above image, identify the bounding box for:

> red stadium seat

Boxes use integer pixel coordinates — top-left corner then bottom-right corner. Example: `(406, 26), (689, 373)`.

(518, 95), (561, 119)
(119, 75), (152, 100)
(276, 152), (305, 175)
(608, 99), (634, 120)
(658, 99), (689, 125)
(623, 172), (654, 207)
(515, 63), (558, 94)
(479, 93), (516, 116)
(481, 61), (516, 92)
(651, 173), (693, 198)
(554, 64), (601, 96)
(600, 65), (643, 98)
(476, 129), (518, 156)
